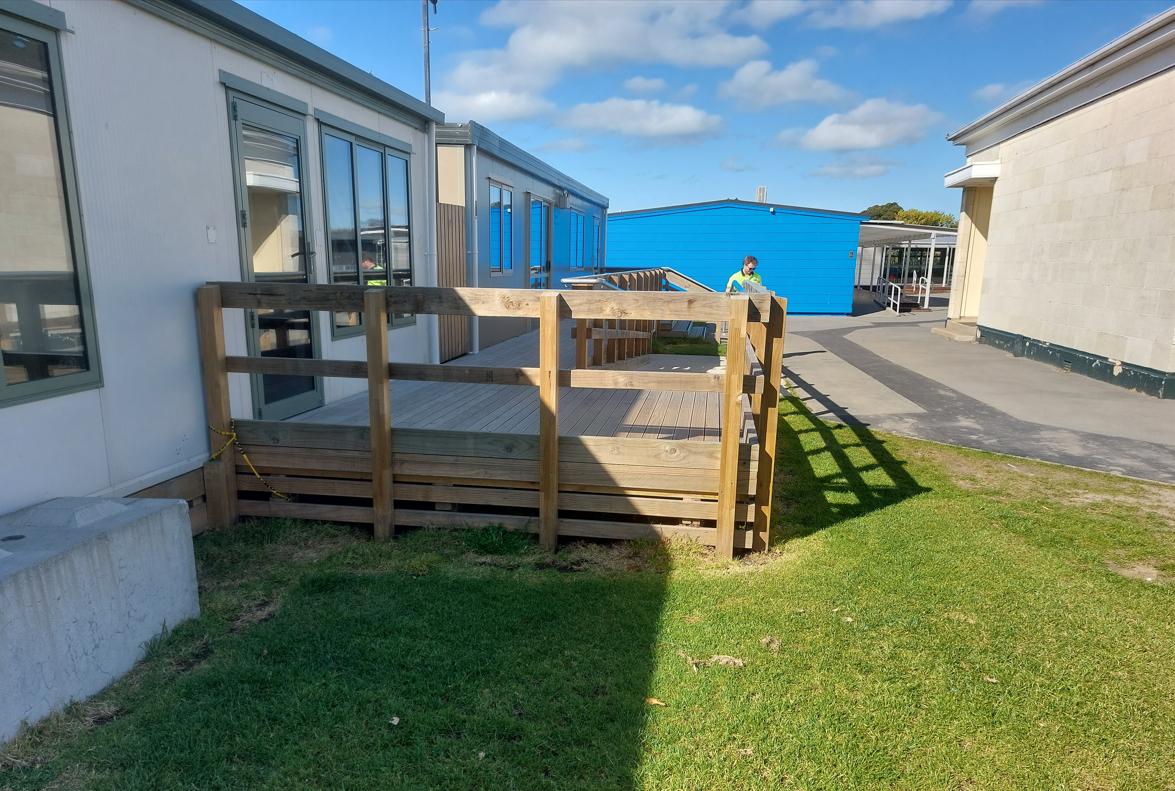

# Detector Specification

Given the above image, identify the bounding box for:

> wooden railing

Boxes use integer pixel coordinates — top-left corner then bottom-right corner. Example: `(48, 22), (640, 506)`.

(196, 281), (786, 557)
(562, 266), (718, 366)
(563, 268), (666, 366)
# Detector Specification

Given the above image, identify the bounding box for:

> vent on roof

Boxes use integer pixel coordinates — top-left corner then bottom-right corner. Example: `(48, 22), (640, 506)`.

(755, 186), (768, 203)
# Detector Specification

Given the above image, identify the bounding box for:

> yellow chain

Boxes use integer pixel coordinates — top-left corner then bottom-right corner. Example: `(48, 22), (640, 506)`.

(209, 420), (290, 500)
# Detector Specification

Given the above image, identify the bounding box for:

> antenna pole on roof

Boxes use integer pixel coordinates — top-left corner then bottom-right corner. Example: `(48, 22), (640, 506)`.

(422, 0), (437, 105)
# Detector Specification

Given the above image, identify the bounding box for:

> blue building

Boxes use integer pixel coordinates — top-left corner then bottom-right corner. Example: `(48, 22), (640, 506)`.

(607, 199), (866, 314)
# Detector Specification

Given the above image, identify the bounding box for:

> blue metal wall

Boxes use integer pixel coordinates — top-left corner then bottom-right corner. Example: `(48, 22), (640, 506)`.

(606, 201), (864, 314)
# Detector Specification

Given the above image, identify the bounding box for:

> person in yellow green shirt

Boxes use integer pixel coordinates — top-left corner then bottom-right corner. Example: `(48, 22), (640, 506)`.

(725, 255), (762, 292)
(361, 253), (387, 287)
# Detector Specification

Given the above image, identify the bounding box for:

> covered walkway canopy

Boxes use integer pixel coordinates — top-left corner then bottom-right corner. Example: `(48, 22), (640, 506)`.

(856, 221), (958, 288)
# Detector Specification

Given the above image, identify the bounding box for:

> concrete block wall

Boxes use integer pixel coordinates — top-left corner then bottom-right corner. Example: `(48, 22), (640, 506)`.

(980, 67), (1175, 373)
(0, 498), (198, 743)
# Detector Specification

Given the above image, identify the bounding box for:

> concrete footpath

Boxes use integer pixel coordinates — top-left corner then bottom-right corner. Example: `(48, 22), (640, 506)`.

(783, 301), (1175, 484)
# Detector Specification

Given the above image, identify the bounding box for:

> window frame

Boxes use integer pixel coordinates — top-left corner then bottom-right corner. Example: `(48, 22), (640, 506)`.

(317, 120), (415, 337)
(527, 194), (551, 289)
(591, 215), (601, 273)
(0, 10), (102, 408)
(569, 209), (587, 270)
(488, 180), (513, 276)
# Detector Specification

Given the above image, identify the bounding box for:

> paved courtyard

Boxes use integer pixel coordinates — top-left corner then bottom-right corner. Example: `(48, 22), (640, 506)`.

(784, 293), (1175, 483)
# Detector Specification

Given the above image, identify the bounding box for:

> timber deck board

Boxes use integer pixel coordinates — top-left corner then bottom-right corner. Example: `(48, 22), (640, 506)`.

(290, 321), (727, 442)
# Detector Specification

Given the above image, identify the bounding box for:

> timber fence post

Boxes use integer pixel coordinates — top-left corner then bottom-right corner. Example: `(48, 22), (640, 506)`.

(366, 289), (394, 540)
(539, 292), (561, 551)
(715, 294), (749, 558)
(196, 284), (238, 529)
(752, 297), (786, 551)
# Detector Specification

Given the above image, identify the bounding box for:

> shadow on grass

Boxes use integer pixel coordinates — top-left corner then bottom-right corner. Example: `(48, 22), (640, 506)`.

(773, 376), (930, 542)
(8, 526), (670, 790)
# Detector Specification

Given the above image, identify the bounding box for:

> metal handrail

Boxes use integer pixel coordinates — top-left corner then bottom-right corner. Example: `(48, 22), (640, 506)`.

(886, 281), (903, 314)
(916, 275), (931, 309)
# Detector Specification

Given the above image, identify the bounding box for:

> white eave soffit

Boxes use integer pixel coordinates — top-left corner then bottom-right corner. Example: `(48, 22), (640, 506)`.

(943, 161), (1000, 189)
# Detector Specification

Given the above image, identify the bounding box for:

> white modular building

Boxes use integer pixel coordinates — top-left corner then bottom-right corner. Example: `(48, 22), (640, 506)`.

(0, 0), (445, 517)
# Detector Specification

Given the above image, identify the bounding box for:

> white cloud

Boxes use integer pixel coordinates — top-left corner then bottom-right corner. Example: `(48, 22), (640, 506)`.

(776, 128), (805, 146)
(807, 0), (952, 29)
(305, 25), (333, 47)
(432, 89), (555, 123)
(722, 156), (752, 172)
(967, 0), (1044, 19)
(813, 157), (894, 178)
(720, 59), (847, 108)
(460, 1), (766, 92)
(972, 80), (1035, 104)
(798, 98), (943, 150)
(737, 0), (808, 26)
(624, 75), (667, 94)
(678, 83), (698, 99)
(973, 82), (1008, 101)
(563, 98), (722, 139)
(537, 137), (594, 153)
(438, 1), (767, 119)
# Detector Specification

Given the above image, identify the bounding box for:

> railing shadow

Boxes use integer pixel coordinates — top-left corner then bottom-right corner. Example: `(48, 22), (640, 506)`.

(772, 372), (930, 542)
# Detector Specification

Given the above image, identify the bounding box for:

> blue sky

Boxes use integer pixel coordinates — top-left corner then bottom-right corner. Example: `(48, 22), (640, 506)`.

(240, 0), (1170, 215)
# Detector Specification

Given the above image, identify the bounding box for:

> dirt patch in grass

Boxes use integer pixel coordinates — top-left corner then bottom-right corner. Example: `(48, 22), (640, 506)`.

(1106, 562), (1165, 584)
(168, 637), (213, 673)
(910, 443), (1175, 528)
(231, 598), (280, 632)
(462, 537), (674, 575)
(80, 702), (125, 729)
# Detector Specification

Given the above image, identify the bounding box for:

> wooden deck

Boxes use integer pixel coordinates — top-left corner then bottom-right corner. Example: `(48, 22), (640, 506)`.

(195, 277), (786, 556)
(291, 321), (727, 442)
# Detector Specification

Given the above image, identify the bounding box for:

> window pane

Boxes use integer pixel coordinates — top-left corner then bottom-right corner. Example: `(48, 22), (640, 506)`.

(385, 154), (411, 287)
(322, 134), (357, 327)
(592, 217), (600, 271)
(0, 28), (89, 387)
(488, 185), (501, 272)
(356, 145), (386, 287)
(502, 188), (512, 271)
(529, 198), (547, 288)
(242, 126), (304, 276)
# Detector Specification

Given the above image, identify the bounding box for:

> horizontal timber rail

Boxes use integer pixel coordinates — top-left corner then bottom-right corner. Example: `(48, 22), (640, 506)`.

(212, 281), (773, 322)
(223, 356), (763, 394)
(561, 267), (723, 366)
(196, 281), (786, 557)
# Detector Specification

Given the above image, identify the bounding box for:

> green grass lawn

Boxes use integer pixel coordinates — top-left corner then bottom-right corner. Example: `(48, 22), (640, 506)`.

(650, 334), (726, 357)
(3, 398), (1173, 790)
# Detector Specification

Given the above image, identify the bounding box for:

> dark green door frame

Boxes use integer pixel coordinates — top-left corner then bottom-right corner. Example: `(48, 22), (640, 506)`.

(226, 92), (324, 421)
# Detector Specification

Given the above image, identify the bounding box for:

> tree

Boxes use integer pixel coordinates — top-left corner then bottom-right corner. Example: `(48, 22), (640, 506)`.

(895, 208), (958, 228)
(861, 201), (903, 220)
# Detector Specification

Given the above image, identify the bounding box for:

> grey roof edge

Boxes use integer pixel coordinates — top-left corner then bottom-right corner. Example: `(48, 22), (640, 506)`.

(438, 121), (609, 208)
(947, 6), (1175, 147)
(163, 0), (443, 124)
(609, 198), (867, 220)
(0, 0), (67, 30)
(862, 220), (958, 233)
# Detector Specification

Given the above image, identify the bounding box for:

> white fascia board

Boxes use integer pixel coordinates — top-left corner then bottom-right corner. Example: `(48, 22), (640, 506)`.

(944, 161), (1000, 189)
